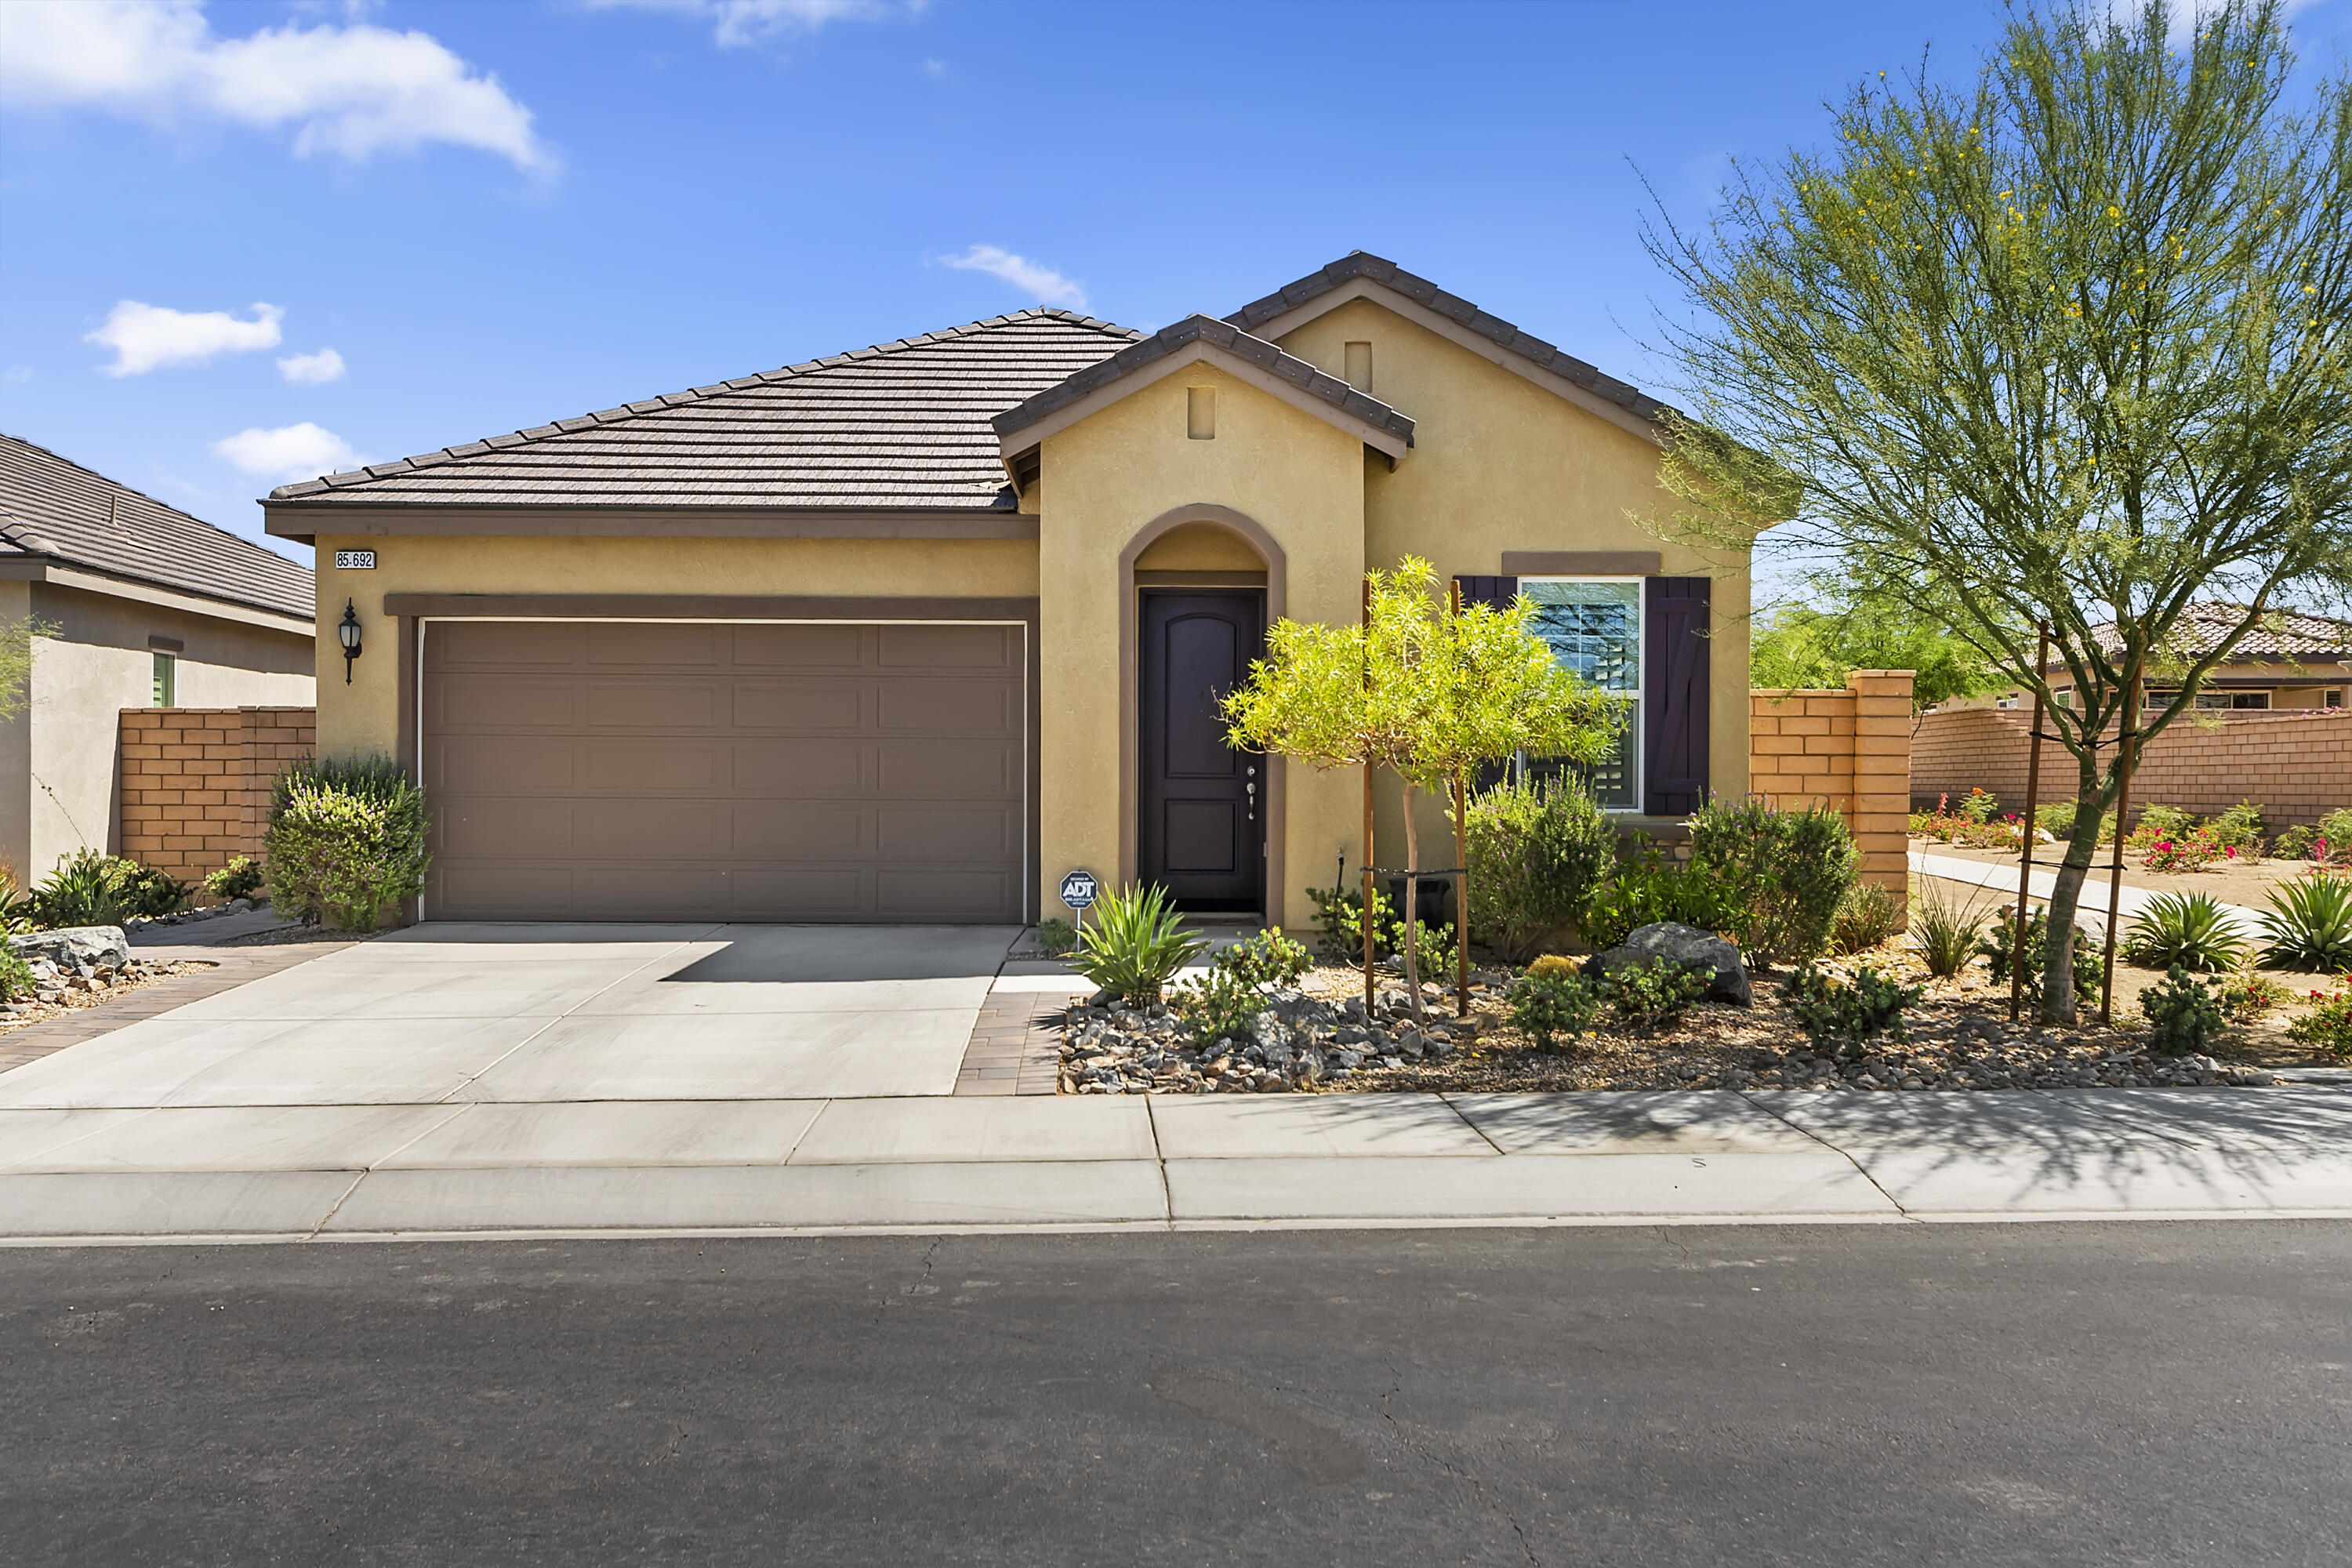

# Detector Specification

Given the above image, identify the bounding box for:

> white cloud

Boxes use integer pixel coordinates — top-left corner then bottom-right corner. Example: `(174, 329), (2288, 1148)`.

(920, 56), (947, 77)
(2100, 0), (2320, 47)
(212, 422), (363, 481)
(0, 0), (554, 173)
(938, 245), (1087, 310)
(277, 347), (347, 384)
(85, 299), (283, 376)
(2, 367), (31, 383)
(585, 0), (906, 50)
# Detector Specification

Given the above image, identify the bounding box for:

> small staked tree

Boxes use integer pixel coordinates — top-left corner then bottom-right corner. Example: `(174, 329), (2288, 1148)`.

(1221, 557), (1619, 1018)
(1645, 1), (2352, 1022)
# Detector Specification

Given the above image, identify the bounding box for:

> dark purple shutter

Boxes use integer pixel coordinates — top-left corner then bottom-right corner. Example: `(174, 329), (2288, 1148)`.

(1454, 577), (1519, 793)
(1642, 576), (1711, 816)
(1452, 575), (1518, 612)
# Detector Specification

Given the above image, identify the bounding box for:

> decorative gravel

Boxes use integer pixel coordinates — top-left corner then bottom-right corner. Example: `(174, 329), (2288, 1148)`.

(1055, 956), (2302, 1095)
(0, 955), (210, 1031)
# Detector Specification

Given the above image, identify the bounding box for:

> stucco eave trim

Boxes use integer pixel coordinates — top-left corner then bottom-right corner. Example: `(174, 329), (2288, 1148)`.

(266, 506), (1040, 544)
(0, 558), (314, 634)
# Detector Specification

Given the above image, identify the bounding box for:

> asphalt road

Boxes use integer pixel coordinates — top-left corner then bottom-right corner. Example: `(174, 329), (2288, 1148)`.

(2, 1222), (2346, 1567)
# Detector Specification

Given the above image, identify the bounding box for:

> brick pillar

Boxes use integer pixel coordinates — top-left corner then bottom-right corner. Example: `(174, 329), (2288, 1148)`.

(1848, 669), (1915, 914)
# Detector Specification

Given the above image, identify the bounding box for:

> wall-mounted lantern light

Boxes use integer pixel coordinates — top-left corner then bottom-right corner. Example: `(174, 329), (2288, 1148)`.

(337, 600), (362, 684)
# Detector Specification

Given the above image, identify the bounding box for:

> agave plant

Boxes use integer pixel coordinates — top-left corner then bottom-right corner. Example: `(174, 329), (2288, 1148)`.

(2258, 874), (2352, 972)
(2123, 891), (2249, 974)
(1072, 883), (1205, 1006)
(1910, 877), (1989, 978)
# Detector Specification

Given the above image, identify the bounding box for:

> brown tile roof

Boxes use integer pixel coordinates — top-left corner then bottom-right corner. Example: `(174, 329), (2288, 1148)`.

(2078, 603), (2352, 663)
(0, 433), (312, 622)
(1225, 251), (1677, 426)
(991, 314), (1416, 445)
(270, 310), (1140, 512)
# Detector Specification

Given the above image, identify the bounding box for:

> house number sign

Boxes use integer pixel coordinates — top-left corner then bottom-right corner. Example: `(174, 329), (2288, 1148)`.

(334, 550), (377, 570)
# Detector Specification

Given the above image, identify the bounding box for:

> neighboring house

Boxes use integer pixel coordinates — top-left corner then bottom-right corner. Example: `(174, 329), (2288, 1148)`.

(0, 434), (316, 883)
(262, 252), (1756, 927)
(1944, 603), (2351, 714)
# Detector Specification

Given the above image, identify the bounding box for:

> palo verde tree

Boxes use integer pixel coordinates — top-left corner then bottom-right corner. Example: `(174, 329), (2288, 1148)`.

(1751, 572), (1999, 714)
(1221, 557), (1619, 1018)
(1646, 1), (2352, 1022)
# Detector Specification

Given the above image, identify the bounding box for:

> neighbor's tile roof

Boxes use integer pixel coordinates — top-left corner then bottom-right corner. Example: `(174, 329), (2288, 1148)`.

(0, 433), (313, 622)
(1226, 251), (1679, 426)
(270, 310), (1141, 511)
(2082, 603), (2352, 662)
(992, 314), (1415, 445)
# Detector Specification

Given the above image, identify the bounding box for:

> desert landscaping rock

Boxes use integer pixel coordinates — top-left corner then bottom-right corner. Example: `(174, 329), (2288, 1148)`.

(8, 926), (132, 970)
(1589, 922), (1752, 1006)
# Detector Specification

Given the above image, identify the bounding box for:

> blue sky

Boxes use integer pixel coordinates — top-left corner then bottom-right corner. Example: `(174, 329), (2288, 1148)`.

(5, 0), (2347, 586)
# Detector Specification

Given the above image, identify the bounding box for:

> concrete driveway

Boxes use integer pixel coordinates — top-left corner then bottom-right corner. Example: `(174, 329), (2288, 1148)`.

(0, 924), (1020, 1110)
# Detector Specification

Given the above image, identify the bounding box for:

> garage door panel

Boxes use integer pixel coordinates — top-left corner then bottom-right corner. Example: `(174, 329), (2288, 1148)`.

(424, 620), (1025, 922)
(880, 623), (1014, 670)
(732, 740), (864, 794)
(877, 870), (1013, 919)
(878, 743), (1014, 797)
(580, 743), (719, 793)
(731, 623), (863, 667)
(433, 621), (583, 668)
(878, 681), (1014, 735)
(732, 804), (863, 855)
(437, 738), (576, 794)
(585, 681), (721, 729)
(731, 683), (862, 731)
(439, 679), (580, 731)
(587, 622), (720, 666)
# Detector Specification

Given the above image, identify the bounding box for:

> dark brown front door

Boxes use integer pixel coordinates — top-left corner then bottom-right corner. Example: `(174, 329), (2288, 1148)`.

(1138, 590), (1265, 913)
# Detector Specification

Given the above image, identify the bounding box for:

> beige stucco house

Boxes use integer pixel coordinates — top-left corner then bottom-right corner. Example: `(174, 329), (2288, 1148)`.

(263, 254), (1753, 928)
(0, 433), (315, 884)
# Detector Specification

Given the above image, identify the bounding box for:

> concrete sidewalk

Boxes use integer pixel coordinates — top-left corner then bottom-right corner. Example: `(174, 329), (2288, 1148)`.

(1910, 849), (2267, 939)
(1, 1087), (2344, 1242)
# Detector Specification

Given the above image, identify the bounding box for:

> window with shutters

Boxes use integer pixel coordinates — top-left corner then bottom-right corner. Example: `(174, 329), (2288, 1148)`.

(1520, 578), (1641, 809)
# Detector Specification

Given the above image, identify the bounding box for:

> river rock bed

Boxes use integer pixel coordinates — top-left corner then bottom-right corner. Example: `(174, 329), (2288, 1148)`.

(1, 954), (207, 1029)
(1056, 964), (2288, 1094)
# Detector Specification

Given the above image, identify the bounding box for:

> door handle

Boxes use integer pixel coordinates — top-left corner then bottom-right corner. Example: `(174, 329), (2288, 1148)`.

(1246, 780), (1256, 822)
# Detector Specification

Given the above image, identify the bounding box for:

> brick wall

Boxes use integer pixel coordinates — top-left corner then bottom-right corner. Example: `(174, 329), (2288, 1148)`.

(1911, 706), (2352, 828)
(116, 707), (316, 890)
(1748, 670), (1915, 910)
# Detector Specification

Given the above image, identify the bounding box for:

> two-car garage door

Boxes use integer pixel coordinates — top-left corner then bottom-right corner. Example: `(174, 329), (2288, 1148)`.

(420, 620), (1027, 923)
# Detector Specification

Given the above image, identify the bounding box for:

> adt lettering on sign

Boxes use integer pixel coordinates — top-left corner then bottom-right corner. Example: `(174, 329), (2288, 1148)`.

(1058, 870), (1098, 912)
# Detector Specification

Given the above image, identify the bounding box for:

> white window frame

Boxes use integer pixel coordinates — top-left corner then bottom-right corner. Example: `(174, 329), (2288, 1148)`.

(1517, 575), (1644, 812)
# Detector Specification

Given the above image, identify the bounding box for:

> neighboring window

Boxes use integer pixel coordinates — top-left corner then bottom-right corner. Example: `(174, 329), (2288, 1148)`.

(151, 652), (176, 708)
(2145, 688), (2176, 708)
(2328, 688), (2344, 708)
(1521, 579), (1642, 810)
(1186, 386), (1216, 440)
(1994, 692), (2020, 710)
(2151, 688), (2270, 710)
(2055, 688), (2074, 708)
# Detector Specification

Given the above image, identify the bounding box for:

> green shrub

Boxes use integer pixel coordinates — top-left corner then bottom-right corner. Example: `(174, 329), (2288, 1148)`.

(1071, 883), (1203, 1005)
(2220, 967), (2296, 1015)
(1032, 918), (1077, 956)
(2038, 799), (2117, 844)
(1956, 788), (1999, 824)
(1831, 882), (1904, 956)
(2127, 804), (2199, 848)
(262, 755), (431, 932)
(1780, 964), (1922, 1054)
(2209, 800), (2267, 857)
(2256, 874), (2352, 971)
(1911, 879), (1991, 977)
(1525, 953), (1580, 982)
(0, 946), (34, 1001)
(2140, 967), (2227, 1057)
(202, 855), (266, 903)
(1580, 851), (1741, 951)
(2288, 975), (2352, 1062)
(2123, 891), (2249, 973)
(1979, 907), (2100, 1007)
(1687, 798), (1860, 967)
(1214, 927), (1312, 989)
(2273, 824), (2317, 860)
(1307, 884), (1405, 959)
(1508, 968), (1599, 1051)
(24, 850), (186, 927)
(1169, 966), (1268, 1047)
(1594, 956), (1713, 1033)
(1459, 775), (1613, 961)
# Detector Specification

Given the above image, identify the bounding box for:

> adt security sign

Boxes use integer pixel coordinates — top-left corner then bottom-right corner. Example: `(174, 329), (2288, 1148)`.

(1058, 870), (1099, 912)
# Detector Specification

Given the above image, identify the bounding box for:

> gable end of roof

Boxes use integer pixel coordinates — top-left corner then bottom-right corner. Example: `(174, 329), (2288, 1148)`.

(1226, 251), (1675, 424)
(991, 314), (1415, 445)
